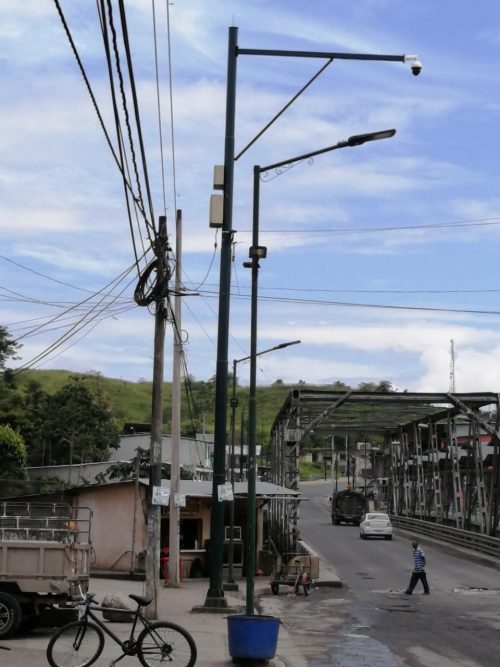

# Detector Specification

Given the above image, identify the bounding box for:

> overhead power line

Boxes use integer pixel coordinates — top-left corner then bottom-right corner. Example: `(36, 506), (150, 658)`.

(52, 0), (142, 213)
(195, 288), (500, 317)
(11, 261), (139, 371)
(98, 0), (148, 274)
(181, 279), (500, 296)
(0, 255), (96, 293)
(240, 215), (500, 237)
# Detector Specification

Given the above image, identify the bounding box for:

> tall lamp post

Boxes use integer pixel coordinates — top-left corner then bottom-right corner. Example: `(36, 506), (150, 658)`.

(226, 340), (301, 590)
(244, 129), (395, 615)
(207, 25), (421, 609)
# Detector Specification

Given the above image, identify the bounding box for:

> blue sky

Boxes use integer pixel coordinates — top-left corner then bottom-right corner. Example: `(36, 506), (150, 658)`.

(2, 0), (500, 392)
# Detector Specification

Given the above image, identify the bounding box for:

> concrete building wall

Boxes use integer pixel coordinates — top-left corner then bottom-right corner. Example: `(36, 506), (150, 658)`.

(27, 434), (214, 485)
(76, 483), (147, 572)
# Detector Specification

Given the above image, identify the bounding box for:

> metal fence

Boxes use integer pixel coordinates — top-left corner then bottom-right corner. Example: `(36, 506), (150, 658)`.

(390, 515), (500, 559)
(0, 502), (91, 544)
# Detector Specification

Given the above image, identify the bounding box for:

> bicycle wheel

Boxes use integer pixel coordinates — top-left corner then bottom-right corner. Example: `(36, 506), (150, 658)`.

(47, 620), (105, 667)
(137, 621), (197, 667)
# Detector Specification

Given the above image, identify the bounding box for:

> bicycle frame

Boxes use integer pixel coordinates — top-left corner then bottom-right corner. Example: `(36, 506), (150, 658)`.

(78, 600), (150, 655)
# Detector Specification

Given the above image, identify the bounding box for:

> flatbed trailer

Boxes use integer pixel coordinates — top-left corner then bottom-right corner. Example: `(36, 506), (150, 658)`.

(0, 502), (91, 637)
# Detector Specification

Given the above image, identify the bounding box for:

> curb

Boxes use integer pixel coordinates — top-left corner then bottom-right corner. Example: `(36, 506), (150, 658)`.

(191, 604), (245, 614)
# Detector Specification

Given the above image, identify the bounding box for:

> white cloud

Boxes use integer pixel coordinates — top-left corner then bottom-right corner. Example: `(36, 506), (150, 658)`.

(3, 1), (500, 395)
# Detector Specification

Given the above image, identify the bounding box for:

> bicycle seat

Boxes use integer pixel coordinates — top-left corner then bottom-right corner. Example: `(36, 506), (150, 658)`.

(129, 594), (153, 607)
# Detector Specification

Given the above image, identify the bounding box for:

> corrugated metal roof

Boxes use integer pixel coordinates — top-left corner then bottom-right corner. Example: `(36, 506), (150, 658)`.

(138, 479), (300, 499)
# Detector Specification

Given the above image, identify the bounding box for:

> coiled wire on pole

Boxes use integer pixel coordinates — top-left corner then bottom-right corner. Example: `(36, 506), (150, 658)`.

(133, 256), (171, 307)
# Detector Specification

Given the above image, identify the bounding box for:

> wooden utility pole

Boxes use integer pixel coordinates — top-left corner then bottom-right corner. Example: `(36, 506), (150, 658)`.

(145, 216), (168, 619)
(168, 210), (182, 587)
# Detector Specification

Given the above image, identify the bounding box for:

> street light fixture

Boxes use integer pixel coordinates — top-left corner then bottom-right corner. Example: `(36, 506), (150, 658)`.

(244, 128), (395, 615)
(225, 339), (301, 590)
(206, 25), (421, 610)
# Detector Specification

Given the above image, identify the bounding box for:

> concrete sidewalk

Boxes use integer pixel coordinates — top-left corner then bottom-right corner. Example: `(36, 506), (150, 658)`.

(3, 567), (341, 666)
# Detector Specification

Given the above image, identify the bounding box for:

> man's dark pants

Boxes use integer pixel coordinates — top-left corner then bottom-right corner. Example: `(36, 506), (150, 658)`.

(405, 571), (430, 594)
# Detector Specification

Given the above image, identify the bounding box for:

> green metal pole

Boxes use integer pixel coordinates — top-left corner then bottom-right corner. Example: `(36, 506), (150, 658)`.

(246, 165), (261, 616)
(227, 359), (238, 587)
(206, 26), (238, 608)
(240, 405), (245, 482)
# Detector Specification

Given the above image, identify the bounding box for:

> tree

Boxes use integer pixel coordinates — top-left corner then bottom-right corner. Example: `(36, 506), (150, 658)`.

(35, 475), (67, 494)
(376, 380), (394, 393)
(0, 424), (28, 488)
(0, 326), (22, 426)
(14, 380), (51, 466)
(356, 380), (394, 392)
(39, 377), (120, 466)
(357, 381), (378, 392)
(0, 325), (19, 371)
(104, 447), (194, 481)
(182, 375), (217, 435)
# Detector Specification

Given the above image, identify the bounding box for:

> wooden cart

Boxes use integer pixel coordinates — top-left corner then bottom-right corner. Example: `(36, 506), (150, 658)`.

(269, 553), (312, 596)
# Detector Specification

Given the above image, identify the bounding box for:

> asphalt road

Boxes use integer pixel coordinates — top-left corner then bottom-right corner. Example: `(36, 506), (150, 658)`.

(260, 481), (500, 667)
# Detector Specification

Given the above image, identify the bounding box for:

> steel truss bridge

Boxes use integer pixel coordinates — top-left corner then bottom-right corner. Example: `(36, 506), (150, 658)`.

(269, 389), (500, 554)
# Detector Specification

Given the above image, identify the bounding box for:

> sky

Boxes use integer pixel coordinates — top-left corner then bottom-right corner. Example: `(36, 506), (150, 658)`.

(2, 0), (500, 393)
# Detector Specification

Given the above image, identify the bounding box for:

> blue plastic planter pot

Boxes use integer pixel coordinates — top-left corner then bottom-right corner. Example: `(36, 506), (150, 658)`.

(227, 614), (280, 660)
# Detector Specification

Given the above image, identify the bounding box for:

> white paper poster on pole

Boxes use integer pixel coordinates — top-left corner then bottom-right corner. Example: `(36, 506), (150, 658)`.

(175, 494), (186, 508)
(152, 486), (170, 506)
(218, 482), (234, 502)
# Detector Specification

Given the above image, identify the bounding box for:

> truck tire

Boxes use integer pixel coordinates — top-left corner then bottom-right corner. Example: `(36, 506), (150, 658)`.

(0, 592), (22, 638)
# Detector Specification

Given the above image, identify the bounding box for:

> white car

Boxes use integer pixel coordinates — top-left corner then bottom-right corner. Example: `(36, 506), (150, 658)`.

(359, 513), (393, 540)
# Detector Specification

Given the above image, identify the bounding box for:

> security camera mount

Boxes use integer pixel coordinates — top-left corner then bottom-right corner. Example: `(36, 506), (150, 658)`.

(404, 54), (422, 76)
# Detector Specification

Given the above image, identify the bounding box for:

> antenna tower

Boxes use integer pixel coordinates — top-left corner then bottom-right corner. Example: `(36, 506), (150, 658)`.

(449, 339), (456, 393)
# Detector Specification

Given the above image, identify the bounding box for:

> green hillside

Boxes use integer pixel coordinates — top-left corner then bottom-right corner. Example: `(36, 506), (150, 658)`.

(17, 370), (391, 447)
(18, 369), (292, 435)
(16, 370), (354, 437)
(20, 370), (155, 427)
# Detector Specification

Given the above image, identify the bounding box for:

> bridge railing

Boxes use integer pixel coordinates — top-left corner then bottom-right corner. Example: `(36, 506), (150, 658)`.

(390, 515), (500, 559)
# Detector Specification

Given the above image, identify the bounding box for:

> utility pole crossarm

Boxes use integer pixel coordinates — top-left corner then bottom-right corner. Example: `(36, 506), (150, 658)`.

(238, 48), (406, 62)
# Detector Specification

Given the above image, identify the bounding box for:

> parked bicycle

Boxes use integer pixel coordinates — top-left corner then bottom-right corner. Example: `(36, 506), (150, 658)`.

(46, 592), (197, 667)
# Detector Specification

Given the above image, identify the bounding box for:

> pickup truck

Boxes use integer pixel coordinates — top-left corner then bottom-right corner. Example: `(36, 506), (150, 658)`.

(0, 501), (91, 637)
(331, 489), (365, 525)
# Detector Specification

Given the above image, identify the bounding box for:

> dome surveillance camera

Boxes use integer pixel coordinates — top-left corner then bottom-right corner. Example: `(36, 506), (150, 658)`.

(411, 59), (422, 76)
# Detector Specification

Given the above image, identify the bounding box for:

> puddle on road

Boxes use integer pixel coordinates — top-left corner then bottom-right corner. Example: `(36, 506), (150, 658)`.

(454, 587), (500, 595)
(318, 636), (407, 667)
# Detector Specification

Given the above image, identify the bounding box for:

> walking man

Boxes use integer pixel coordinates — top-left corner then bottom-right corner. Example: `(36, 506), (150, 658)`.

(404, 539), (430, 595)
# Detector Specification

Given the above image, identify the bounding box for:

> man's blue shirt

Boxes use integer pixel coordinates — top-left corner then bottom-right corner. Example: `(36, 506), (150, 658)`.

(413, 547), (426, 572)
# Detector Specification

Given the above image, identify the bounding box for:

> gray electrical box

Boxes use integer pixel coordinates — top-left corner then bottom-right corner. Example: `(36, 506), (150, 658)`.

(209, 194), (224, 228)
(213, 165), (224, 190)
